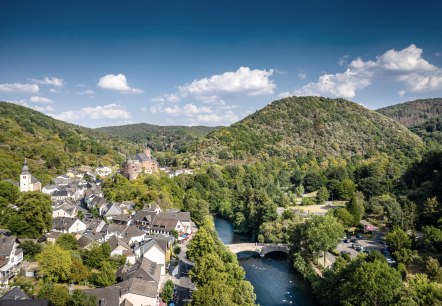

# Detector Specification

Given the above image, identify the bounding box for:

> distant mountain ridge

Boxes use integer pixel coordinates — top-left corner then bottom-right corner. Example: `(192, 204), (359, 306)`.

(188, 96), (424, 163)
(377, 98), (442, 127)
(0, 101), (139, 184)
(96, 123), (220, 153)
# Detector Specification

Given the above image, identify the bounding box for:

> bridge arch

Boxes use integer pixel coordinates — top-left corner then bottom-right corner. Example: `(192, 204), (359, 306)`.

(226, 243), (289, 257)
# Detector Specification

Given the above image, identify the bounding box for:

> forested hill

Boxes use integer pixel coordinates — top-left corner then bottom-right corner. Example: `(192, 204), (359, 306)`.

(0, 102), (139, 184)
(410, 115), (442, 144)
(377, 98), (442, 127)
(96, 123), (220, 153)
(188, 96), (424, 163)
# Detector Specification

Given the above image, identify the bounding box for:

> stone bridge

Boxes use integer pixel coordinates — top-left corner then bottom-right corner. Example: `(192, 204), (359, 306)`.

(226, 243), (289, 257)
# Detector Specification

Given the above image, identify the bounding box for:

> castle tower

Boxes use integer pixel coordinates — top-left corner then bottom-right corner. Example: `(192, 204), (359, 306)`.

(20, 159), (32, 192)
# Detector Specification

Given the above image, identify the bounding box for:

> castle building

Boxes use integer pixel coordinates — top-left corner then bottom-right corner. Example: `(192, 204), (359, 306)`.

(121, 148), (159, 180)
(20, 159), (41, 192)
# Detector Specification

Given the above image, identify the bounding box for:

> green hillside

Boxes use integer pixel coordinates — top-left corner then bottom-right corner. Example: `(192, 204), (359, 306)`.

(377, 98), (442, 127)
(96, 123), (220, 153)
(0, 102), (139, 184)
(409, 115), (442, 144)
(189, 96), (424, 163)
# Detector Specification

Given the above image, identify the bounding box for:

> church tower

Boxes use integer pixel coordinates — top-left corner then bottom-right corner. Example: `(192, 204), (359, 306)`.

(20, 159), (32, 192)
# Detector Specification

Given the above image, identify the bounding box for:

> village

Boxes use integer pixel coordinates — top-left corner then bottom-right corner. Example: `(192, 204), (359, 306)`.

(0, 151), (196, 306)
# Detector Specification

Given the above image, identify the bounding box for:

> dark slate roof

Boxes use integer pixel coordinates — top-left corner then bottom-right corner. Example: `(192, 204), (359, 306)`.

(0, 287), (30, 300)
(0, 301), (51, 306)
(83, 287), (120, 306)
(133, 239), (165, 255)
(107, 235), (130, 252)
(117, 257), (160, 284)
(117, 278), (158, 298)
(106, 224), (127, 235)
(121, 226), (145, 239)
(151, 214), (179, 231)
(77, 235), (93, 249)
(52, 217), (78, 231)
(113, 214), (132, 223)
(132, 211), (155, 223)
(169, 211), (191, 223)
(51, 190), (68, 198)
(135, 152), (151, 162)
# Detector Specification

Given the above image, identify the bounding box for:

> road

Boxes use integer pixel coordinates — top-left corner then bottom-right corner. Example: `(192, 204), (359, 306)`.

(164, 222), (198, 306)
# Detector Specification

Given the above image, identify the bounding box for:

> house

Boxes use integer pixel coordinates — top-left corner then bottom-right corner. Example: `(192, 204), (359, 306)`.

(0, 286), (30, 300)
(50, 190), (71, 202)
(117, 257), (160, 283)
(103, 224), (127, 240)
(103, 204), (122, 220)
(150, 213), (184, 236)
(76, 235), (95, 250)
(53, 174), (70, 185)
(0, 236), (23, 286)
(167, 211), (192, 235)
(108, 235), (130, 257)
(117, 278), (159, 306)
(52, 202), (76, 218)
(83, 286), (120, 306)
(132, 210), (156, 231)
(42, 185), (59, 195)
(133, 239), (166, 275)
(113, 214), (133, 226)
(52, 217), (86, 234)
(37, 231), (62, 244)
(120, 226), (145, 245)
(85, 219), (106, 233)
(19, 159), (41, 192)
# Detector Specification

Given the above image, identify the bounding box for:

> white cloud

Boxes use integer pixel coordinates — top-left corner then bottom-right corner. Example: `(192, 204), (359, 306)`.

(50, 103), (131, 122)
(178, 67), (275, 97)
(398, 90), (407, 97)
(49, 88), (61, 93)
(32, 77), (64, 87)
(30, 96), (53, 103)
(152, 93), (180, 103)
(285, 44), (442, 99)
(98, 74), (143, 94)
(33, 105), (55, 112)
(0, 83), (39, 93)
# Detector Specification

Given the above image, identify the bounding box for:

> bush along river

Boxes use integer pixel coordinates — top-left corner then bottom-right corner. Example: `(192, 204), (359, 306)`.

(214, 216), (318, 306)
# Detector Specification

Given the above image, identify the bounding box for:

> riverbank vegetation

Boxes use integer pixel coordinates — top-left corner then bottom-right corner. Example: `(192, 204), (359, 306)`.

(186, 216), (256, 306)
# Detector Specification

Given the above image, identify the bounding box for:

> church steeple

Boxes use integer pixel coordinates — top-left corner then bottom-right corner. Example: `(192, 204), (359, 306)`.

(21, 158), (30, 175)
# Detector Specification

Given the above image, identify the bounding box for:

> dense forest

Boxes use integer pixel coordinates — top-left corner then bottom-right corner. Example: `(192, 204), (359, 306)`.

(96, 123), (219, 153)
(410, 115), (442, 144)
(0, 102), (139, 184)
(377, 98), (442, 127)
(187, 96), (423, 164)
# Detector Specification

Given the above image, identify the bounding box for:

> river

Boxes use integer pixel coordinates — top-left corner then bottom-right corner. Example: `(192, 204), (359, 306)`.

(214, 217), (318, 306)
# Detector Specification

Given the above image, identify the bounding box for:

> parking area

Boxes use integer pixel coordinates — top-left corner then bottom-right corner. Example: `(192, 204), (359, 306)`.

(337, 233), (385, 259)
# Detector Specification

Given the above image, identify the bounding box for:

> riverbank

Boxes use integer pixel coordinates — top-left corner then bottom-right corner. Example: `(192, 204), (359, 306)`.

(214, 217), (318, 306)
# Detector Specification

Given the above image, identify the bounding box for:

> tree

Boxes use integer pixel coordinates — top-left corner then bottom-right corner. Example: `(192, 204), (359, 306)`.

(20, 240), (42, 260)
(56, 233), (78, 251)
(347, 192), (365, 226)
(186, 227), (216, 262)
(423, 197), (441, 225)
(161, 280), (174, 303)
(316, 187), (330, 204)
(67, 290), (97, 306)
(91, 261), (115, 287)
(291, 215), (344, 264)
(77, 211), (85, 221)
(69, 258), (90, 284)
(331, 207), (355, 228)
(407, 274), (442, 305)
(423, 226), (442, 251)
(82, 242), (111, 268)
(425, 258), (442, 283)
(170, 229), (179, 239)
(340, 259), (403, 306)
(36, 244), (73, 282)
(386, 227), (412, 252)
(10, 192), (52, 237)
(0, 181), (19, 205)
(38, 283), (70, 306)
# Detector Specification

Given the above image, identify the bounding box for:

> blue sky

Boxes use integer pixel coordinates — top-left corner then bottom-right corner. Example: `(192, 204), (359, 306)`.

(1, 0), (442, 127)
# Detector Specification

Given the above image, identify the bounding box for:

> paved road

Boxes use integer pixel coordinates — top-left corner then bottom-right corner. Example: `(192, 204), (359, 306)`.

(168, 222), (198, 306)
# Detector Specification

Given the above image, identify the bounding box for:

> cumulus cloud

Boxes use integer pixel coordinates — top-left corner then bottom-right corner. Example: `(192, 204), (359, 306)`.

(50, 103), (131, 122)
(297, 71), (307, 80)
(33, 105), (55, 112)
(32, 77), (64, 87)
(98, 74), (143, 94)
(0, 83), (39, 93)
(30, 96), (53, 103)
(149, 67), (274, 125)
(286, 44), (442, 99)
(338, 55), (351, 66)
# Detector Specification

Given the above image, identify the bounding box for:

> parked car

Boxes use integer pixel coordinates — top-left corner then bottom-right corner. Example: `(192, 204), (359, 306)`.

(356, 233), (363, 239)
(343, 238), (349, 243)
(350, 238), (358, 243)
(386, 257), (396, 264)
(355, 245), (364, 252)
